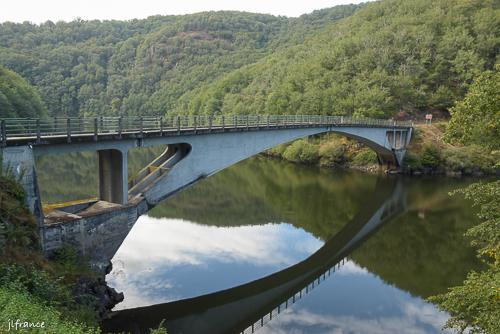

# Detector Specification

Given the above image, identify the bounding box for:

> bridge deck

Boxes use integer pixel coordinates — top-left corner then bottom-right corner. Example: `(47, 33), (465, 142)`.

(1, 115), (412, 146)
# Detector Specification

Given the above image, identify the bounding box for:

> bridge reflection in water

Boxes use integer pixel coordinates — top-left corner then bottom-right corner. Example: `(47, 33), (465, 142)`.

(96, 179), (407, 334)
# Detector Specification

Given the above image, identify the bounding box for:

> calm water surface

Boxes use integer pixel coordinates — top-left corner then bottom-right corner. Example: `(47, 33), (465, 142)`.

(37, 154), (482, 334)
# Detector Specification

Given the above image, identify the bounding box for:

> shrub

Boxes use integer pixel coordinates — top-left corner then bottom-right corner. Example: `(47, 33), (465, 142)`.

(443, 146), (499, 173)
(352, 149), (378, 166)
(0, 285), (100, 334)
(283, 140), (319, 164)
(266, 144), (287, 157)
(403, 152), (423, 170)
(420, 144), (442, 168)
(318, 141), (346, 165)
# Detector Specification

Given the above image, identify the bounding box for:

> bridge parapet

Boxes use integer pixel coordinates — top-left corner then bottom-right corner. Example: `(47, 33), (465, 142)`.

(1, 115), (412, 147)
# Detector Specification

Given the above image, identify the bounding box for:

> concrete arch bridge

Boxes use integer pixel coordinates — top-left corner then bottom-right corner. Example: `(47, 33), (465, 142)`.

(0, 115), (412, 243)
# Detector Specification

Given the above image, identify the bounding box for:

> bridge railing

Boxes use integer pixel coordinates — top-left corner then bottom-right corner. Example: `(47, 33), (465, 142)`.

(0, 115), (412, 145)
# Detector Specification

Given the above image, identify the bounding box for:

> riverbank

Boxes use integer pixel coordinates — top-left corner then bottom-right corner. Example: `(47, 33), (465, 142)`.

(264, 122), (499, 177)
(0, 173), (121, 333)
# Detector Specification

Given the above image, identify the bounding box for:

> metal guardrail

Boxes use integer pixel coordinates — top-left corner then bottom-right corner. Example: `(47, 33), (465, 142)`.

(240, 257), (350, 334)
(0, 115), (413, 146)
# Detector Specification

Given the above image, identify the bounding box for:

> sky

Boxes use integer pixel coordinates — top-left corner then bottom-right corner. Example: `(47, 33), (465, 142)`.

(1, 0), (368, 24)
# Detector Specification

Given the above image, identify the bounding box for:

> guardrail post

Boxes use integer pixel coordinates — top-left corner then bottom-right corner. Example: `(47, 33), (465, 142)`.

(233, 115), (237, 129)
(36, 119), (41, 143)
(267, 115), (270, 128)
(177, 116), (181, 134)
(93, 118), (98, 141)
(66, 118), (71, 143)
(193, 116), (197, 134)
(222, 116), (225, 130)
(284, 116), (287, 128)
(208, 116), (212, 132)
(246, 115), (249, 131)
(1, 120), (6, 147)
(257, 115), (260, 129)
(118, 116), (123, 138)
(159, 116), (164, 136)
(139, 117), (143, 137)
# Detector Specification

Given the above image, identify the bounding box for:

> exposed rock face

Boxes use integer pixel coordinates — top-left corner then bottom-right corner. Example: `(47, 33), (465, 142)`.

(72, 271), (124, 319)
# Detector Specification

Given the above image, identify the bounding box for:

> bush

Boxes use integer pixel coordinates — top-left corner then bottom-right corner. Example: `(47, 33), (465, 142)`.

(266, 144), (288, 157)
(352, 149), (378, 166)
(283, 140), (319, 164)
(420, 144), (442, 168)
(403, 152), (423, 170)
(0, 264), (70, 308)
(318, 141), (346, 165)
(443, 146), (499, 173)
(0, 285), (100, 334)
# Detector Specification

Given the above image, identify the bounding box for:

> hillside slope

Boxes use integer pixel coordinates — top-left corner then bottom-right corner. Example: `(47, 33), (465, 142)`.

(187, 0), (499, 118)
(0, 5), (361, 117)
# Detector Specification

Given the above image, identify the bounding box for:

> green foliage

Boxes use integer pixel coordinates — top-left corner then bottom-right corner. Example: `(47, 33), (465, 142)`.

(0, 7), (359, 117)
(430, 180), (500, 333)
(0, 264), (70, 307)
(318, 141), (346, 165)
(429, 269), (500, 334)
(0, 175), (38, 251)
(0, 285), (100, 334)
(190, 0), (499, 117)
(351, 149), (378, 166)
(446, 68), (500, 150)
(0, 66), (47, 118)
(282, 140), (319, 164)
(443, 146), (499, 174)
(453, 181), (500, 265)
(420, 145), (442, 168)
(266, 144), (288, 157)
(403, 152), (422, 170)
(149, 320), (169, 334)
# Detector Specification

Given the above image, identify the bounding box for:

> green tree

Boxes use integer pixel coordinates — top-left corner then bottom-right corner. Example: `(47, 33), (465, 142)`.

(0, 66), (48, 118)
(430, 66), (500, 333)
(445, 68), (500, 150)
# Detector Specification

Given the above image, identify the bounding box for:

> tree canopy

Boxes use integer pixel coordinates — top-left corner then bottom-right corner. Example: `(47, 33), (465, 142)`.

(0, 0), (497, 118)
(0, 66), (47, 118)
(445, 68), (500, 150)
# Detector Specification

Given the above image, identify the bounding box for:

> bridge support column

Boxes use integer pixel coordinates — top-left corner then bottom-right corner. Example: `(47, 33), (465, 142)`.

(98, 149), (128, 205)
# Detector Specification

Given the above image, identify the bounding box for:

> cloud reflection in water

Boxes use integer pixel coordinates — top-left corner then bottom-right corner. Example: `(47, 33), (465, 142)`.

(107, 215), (323, 309)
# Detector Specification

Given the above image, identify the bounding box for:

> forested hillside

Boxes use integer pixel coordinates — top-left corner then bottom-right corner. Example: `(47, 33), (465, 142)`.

(0, 0), (498, 119)
(0, 5), (360, 117)
(0, 66), (47, 118)
(190, 0), (499, 118)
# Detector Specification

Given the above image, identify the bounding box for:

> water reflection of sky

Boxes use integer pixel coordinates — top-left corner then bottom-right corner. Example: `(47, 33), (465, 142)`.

(107, 215), (451, 334)
(107, 215), (323, 309)
(260, 261), (452, 334)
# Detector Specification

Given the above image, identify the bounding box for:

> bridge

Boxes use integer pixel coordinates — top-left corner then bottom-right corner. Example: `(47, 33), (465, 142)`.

(0, 115), (412, 233)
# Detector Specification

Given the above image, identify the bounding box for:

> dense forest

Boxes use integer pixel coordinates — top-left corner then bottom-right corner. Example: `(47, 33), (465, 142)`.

(0, 0), (497, 119)
(0, 5), (361, 117)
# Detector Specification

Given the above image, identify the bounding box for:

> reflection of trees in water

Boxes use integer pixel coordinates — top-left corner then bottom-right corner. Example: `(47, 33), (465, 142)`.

(37, 152), (482, 300)
(36, 146), (164, 203)
(153, 164), (482, 299)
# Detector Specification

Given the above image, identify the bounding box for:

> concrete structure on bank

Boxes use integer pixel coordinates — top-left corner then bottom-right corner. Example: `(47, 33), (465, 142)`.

(0, 115), (413, 251)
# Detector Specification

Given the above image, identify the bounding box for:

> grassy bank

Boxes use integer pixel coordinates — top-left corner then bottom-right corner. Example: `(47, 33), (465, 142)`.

(0, 171), (171, 333)
(0, 172), (102, 333)
(265, 122), (499, 176)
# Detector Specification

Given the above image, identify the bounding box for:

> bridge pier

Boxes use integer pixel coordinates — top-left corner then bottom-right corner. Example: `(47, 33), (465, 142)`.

(98, 149), (128, 205)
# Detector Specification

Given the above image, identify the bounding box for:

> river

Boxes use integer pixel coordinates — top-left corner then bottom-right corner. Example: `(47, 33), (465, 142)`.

(36, 153), (482, 334)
